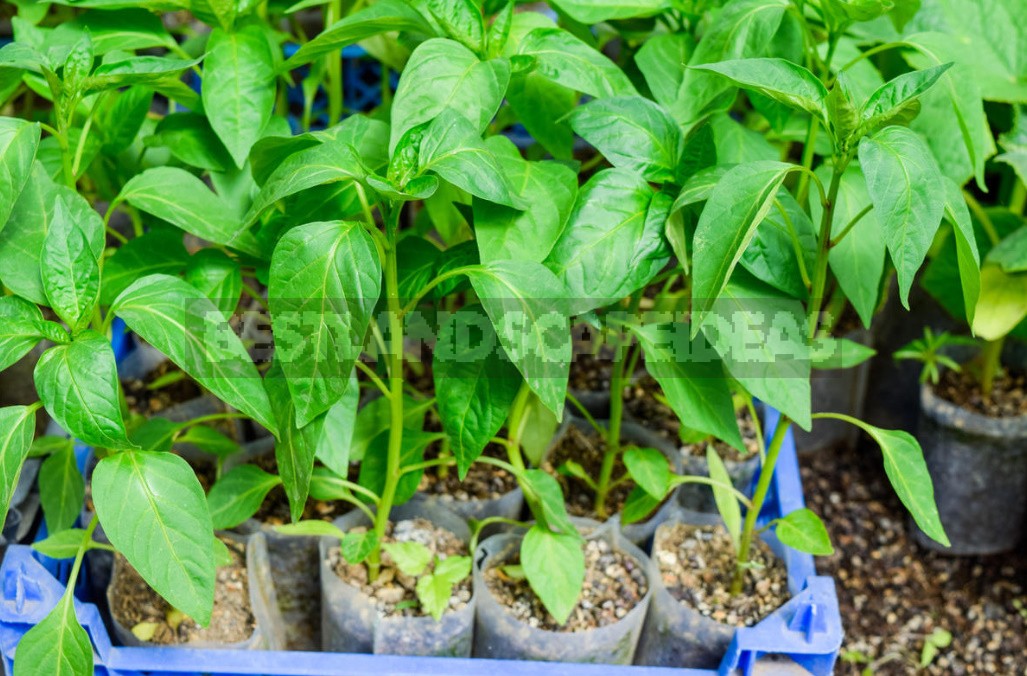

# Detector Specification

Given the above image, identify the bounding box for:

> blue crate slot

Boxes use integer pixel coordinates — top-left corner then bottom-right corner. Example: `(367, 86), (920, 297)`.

(7, 396), (842, 675)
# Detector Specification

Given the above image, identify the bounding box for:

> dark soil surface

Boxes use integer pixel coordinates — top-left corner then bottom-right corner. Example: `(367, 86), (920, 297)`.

(419, 441), (518, 501)
(803, 440), (1027, 674)
(654, 523), (788, 627)
(110, 536), (254, 645)
(122, 360), (202, 415)
(623, 375), (680, 441)
(330, 518), (471, 618)
(679, 405), (762, 463)
(935, 368), (1027, 418)
(484, 538), (648, 632)
(544, 424), (663, 521)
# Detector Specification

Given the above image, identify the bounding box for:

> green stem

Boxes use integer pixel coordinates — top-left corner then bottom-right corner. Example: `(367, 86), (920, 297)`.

(564, 391), (604, 437)
(795, 119), (820, 209)
(66, 515), (101, 598)
(775, 198), (812, 290)
(963, 190), (1000, 246)
(595, 305), (640, 518)
(401, 266), (477, 316)
(730, 415), (790, 596)
(670, 475), (753, 510)
(469, 517), (529, 554)
(830, 203), (873, 248)
(807, 161), (846, 338)
(505, 383), (532, 473)
(354, 360), (391, 400)
(1010, 179), (1026, 216)
(743, 395), (765, 465)
(980, 337), (1005, 402)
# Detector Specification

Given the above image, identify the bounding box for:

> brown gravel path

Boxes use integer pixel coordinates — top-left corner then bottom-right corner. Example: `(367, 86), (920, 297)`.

(801, 443), (1027, 674)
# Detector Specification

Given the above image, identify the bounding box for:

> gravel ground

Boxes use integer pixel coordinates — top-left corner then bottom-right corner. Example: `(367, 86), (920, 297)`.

(802, 442), (1027, 674)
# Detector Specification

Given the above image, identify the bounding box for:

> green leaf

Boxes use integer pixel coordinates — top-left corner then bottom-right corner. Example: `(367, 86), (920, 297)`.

(627, 323), (745, 450)
(521, 524), (584, 625)
(13, 593), (92, 676)
(177, 425), (238, 458)
(70, 8), (175, 54)
(692, 58), (828, 124)
(546, 169), (669, 312)
(434, 307), (521, 478)
(774, 508), (833, 555)
(858, 126), (945, 308)
(811, 164), (885, 328)
(520, 468), (576, 535)
(358, 429), (438, 506)
(341, 529), (378, 564)
(568, 96), (682, 183)
(184, 249), (242, 319)
(623, 447), (670, 500)
(0, 406), (36, 531)
(212, 537), (232, 568)
(116, 167), (259, 256)
(275, 519), (347, 539)
(860, 62), (951, 123)
(0, 296), (46, 372)
(690, 160), (798, 334)
(32, 528), (91, 560)
(92, 451), (216, 624)
(519, 394), (560, 467)
(707, 447), (741, 550)
(621, 485), (661, 525)
(383, 541), (432, 576)
(83, 56), (198, 94)
(971, 264), (1027, 341)
(269, 221), (381, 427)
(465, 260), (571, 418)
(942, 179), (981, 327)
(988, 226), (1027, 274)
(506, 71), (576, 160)
(148, 112), (233, 172)
(265, 363), (325, 522)
(202, 26), (275, 168)
(473, 136), (577, 264)
(635, 33), (691, 111)
(0, 118), (40, 231)
(39, 443), (84, 533)
(416, 555), (471, 620)
(739, 189), (815, 300)
(40, 198), (101, 332)
(100, 229), (189, 306)
(350, 396), (431, 463)
(34, 332), (135, 450)
(286, 0), (434, 68)
(390, 39), (509, 153)
(518, 28), (636, 98)
(811, 337), (876, 369)
(128, 417), (178, 453)
(112, 275), (278, 436)
(548, 0), (669, 23)
(207, 464), (281, 530)
(315, 374), (359, 476)
(426, 0), (484, 53)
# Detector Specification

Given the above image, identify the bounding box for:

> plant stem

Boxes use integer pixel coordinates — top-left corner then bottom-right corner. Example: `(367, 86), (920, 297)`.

(807, 162), (846, 338)
(368, 205), (404, 581)
(66, 515), (101, 598)
(564, 391), (604, 437)
(504, 383), (532, 473)
(980, 337), (1005, 402)
(795, 119), (820, 209)
(1010, 179), (1026, 216)
(830, 203), (873, 248)
(963, 190), (1000, 246)
(730, 415), (790, 596)
(325, 0), (343, 126)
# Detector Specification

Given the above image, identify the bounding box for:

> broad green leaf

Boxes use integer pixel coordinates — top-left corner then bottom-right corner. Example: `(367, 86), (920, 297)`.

(942, 179), (981, 327)
(383, 541), (432, 576)
(32, 528), (91, 560)
(971, 264), (1027, 341)
(0, 117), (40, 231)
(0, 406), (36, 531)
(340, 529), (379, 564)
(0, 296), (46, 372)
(671, 0), (788, 125)
(92, 451), (216, 624)
(417, 109), (518, 207)
(521, 524), (584, 625)
(705, 275), (812, 430)
(202, 26), (276, 167)
(390, 39), (509, 153)
(0, 164), (62, 303)
(287, 0), (434, 67)
(568, 96), (682, 183)
(774, 508), (833, 555)
(316, 374), (359, 476)
(100, 229), (189, 305)
(128, 417), (178, 453)
(988, 226), (1027, 274)
(861, 62), (951, 122)
(635, 33), (691, 111)
(148, 112), (233, 172)
(70, 8), (174, 54)
(693, 58), (828, 124)
(269, 221), (381, 427)
(250, 116), (388, 186)
(520, 468), (576, 535)
(83, 56), (198, 93)
(518, 28), (635, 98)
(627, 323), (744, 450)
(623, 447), (670, 500)
(113, 275), (278, 435)
(707, 447), (741, 549)
(100, 86), (153, 154)
(275, 519), (346, 539)
(207, 464), (281, 529)
(265, 363), (325, 522)
(506, 72), (576, 160)
(548, 0), (669, 23)
(838, 417), (948, 546)
(116, 167), (260, 256)
(13, 593), (92, 676)
(417, 555), (472, 620)
(858, 126), (944, 307)
(811, 337), (876, 369)
(39, 443), (84, 533)
(34, 332), (135, 449)
(465, 261), (571, 417)
(434, 307), (521, 477)
(185, 249), (242, 319)
(546, 169), (670, 312)
(740, 189), (816, 300)
(691, 160), (798, 333)
(426, 0), (484, 53)
(474, 136), (577, 264)
(41, 198), (101, 332)
(811, 164), (885, 327)
(519, 393), (559, 467)
(358, 429), (439, 506)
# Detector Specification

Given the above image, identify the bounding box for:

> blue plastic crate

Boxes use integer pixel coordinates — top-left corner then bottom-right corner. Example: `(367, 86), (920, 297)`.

(4, 396), (842, 675)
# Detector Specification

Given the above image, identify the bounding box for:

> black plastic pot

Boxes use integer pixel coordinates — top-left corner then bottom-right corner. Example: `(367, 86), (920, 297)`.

(319, 498), (475, 656)
(793, 328), (872, 455)
(913, 383), (1027, 555)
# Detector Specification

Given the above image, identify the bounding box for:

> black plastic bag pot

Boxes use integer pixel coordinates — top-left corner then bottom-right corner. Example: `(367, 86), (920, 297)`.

(107, 531), (286, 650)
(913, 384), (1027, 555)
(319, 498), (475, 656)
(472, 520), (654, 664)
